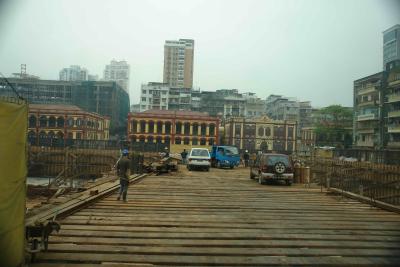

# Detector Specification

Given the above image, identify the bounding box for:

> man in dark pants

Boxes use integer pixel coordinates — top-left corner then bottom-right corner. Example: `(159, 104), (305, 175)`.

(181, 149), (188, 164)
(243, 150), (250, 167)
(117, 149), (130, 202)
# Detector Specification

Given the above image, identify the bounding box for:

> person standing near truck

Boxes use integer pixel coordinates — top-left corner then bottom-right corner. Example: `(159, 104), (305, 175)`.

(117, 149), (130, 202)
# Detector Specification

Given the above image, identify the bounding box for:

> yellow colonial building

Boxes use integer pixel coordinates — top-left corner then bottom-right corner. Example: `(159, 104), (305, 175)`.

(223, 116), (297, 153)
(127, 110), (219, 153)
(28, 104), (110, 146)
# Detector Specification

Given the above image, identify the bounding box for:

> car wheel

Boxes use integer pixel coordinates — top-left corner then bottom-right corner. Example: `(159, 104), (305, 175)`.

(206, 167), (210, 172)
(187, 166), (191, 171)
(286, 180), (292, 186)
(230, 165), (234, 169)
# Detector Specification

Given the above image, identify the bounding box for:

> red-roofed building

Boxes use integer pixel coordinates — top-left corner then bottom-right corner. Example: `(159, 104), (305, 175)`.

(28, 104), (110, 146)
(128, 110), (219, 152)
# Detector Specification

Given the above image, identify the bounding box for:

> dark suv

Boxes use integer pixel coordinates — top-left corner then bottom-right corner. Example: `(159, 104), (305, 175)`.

(250, 153), (293, 185)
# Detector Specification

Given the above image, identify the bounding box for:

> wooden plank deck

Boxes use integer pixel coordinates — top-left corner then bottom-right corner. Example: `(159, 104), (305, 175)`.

(33, 168), (400, 266)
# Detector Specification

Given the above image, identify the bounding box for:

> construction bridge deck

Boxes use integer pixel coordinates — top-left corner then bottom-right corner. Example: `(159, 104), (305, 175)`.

(33, 168), (400, 266)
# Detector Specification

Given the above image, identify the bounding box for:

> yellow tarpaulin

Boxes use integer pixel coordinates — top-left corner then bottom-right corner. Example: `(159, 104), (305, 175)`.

(0, 98), (27, 267)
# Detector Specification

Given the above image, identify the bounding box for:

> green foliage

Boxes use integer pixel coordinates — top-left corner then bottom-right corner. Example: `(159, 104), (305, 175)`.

(313, 105), (353, 148)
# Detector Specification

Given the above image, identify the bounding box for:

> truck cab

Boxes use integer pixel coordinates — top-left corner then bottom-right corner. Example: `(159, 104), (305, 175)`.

(211, 145), (240, 169)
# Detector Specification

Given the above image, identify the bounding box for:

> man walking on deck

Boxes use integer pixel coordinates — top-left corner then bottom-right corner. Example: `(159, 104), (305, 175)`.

(117, 149), (130, 202)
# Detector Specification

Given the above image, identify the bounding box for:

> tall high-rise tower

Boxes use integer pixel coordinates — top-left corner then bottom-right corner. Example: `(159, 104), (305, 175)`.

(163, 39), (194, 88)
(383, 24), (400, 70)
(103, 60), (130, 93)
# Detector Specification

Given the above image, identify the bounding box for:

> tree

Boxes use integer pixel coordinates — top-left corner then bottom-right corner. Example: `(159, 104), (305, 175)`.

(313, 105), (353, 148)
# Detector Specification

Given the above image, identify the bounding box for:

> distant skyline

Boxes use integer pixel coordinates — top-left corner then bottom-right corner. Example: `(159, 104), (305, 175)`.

(0, 0), (399, 107)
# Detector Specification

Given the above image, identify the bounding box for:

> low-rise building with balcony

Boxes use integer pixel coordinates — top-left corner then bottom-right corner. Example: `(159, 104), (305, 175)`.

(385, 68), (400, 149)
(353, 72), (384, 149)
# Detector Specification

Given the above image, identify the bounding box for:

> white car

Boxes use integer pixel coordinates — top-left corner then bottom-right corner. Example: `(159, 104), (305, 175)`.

(187, 148), (211, 171)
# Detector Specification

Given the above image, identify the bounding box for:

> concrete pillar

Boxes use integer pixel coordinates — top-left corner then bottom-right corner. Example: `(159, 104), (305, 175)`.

(145, 122), (149, 133)
(240, 122), (244, 149)
(137, 122), (141, 133)
(162, 123), (166, 134)
(181, 123), (185, 135)
(206, 125), (210, 136)
(190, 124), (193, 135)
(154, 122), (158, 133)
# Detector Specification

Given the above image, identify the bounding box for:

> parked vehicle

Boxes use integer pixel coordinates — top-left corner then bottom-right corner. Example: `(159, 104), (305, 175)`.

(211, 145), (240, 169)
(187, 148), (211, 171)
(250, 153), (293, 185)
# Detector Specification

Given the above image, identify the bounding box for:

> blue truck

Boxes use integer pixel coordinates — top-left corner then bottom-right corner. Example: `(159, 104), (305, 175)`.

(211, 145), (240, 169)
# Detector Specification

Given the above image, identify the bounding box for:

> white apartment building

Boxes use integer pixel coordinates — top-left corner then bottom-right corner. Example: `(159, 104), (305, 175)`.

(163, 39), (194, 88)
(139, 82), (170, 112)
(103, 60), (130, 93)
(59, 65), (88, 81)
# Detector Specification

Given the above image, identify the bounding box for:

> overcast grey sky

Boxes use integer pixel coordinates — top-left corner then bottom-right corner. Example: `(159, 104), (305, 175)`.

(0, 0), (399, 107)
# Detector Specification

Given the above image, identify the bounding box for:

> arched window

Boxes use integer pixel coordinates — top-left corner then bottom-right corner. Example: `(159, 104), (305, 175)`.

(164, 136), (171, 145)
(156, 136), (162, 143)
(131, 120), (137, 133)
(48, 116), (56, 127)
(56, 117), (64, 128)
(28, 131), (36, 145)
(130, 135), (137, 143)
(67, 118), (74, 127)
(208, 138), (214, 146)
(139, 135), (145, 143)
(192, 123), (199, 135)
(176, 122), (182, 134)
(38, 131), (47, 146)
(175, 137), (181, 145)
(200, 138), (206, 146)
(258, 127), (264, 136)
(157, 121), (163, 134)
(140, 120), (146, 133)
(148, 121), (154, 133)
(201, 123), (207, 136)
(29, 115), (37, 128)
(184, 122), (190, 135)
(67, 132), (73, 139)
(209, 124), (215, 136)
(165, 122), (171, 134)
(39, 116), (47, 127)
(192, 138), (198, 145)
(147, 135), (154, 143)
(265, 127), (271, 137)
(184, 137), (190, 145)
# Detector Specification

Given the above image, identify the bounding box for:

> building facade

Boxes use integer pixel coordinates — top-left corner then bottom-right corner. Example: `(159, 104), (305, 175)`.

(385, 67), (400, 149)
(223, 116), (297, 154)
(59, 65), (88, 81)
(28, 104), (110, 146)
(127, 110), (219, 153)
(383, 24), (400, 71)
(200, 89), (246, 118)
(266, 94), (300, 122)
(168, 87), (192, 111)
(163, 39), (194, 88)
(299, 127), (316, 155)
(0, 78), (129, 135)
(139, 82), (170, 112)
(353, 72), (384, 149)
(103, 60), (130, 93)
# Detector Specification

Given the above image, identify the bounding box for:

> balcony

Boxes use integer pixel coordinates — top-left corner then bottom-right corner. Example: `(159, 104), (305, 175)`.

(387, 141), (400, 148)
(356, 140), (374, 147)
(388, 125), (400, 133)
(388, 110), (400, 118)
(357, 113), (378, 121)
(388, 79), (400, 87)
(358, 100), (378, 107)
(357, 86), (376, 95)
(386, 93), (400, 103)
(356, 128), (375, 134)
